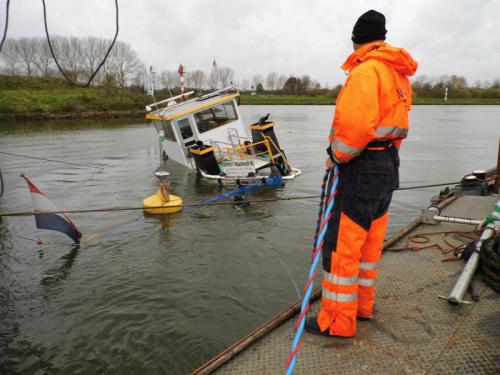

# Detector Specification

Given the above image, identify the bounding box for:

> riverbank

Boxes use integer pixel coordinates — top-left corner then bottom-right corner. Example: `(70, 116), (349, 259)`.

(0, 76), (148, 121)
(2, 76), (500, 121)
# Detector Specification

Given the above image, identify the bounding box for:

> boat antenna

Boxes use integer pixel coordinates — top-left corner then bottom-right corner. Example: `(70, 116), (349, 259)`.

(41, 0), (120, 87)
(178, 63), (186, 99)
(148, 66), (159, 111)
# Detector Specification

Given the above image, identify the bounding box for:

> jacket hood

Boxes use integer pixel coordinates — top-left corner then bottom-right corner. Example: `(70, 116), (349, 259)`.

(341, 42), (418, 76)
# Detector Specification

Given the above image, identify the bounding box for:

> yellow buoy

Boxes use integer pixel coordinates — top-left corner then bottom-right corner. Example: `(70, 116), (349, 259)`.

(143, 188), (183, 214)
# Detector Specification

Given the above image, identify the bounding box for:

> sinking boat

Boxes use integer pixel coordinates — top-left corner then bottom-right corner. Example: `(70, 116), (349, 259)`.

(145, 87), (301, 184)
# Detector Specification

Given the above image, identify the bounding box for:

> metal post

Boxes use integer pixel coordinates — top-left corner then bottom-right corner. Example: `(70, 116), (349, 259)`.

(495, 136), (500, 193)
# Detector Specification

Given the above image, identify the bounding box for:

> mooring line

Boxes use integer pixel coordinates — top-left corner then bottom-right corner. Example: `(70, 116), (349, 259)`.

(0, 195), (320, 217)
(0, 180), (462, 218)
(396, 181), (459, 190)
(0, 151), (104, 170)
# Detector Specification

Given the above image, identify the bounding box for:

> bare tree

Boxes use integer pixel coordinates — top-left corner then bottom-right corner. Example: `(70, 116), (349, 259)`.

(0, 39), (19, 75)
(33, 39), (54, 77)
(208, 67), (219, 90)
(276, 74), (287, 91)
(189, 69), (205, 90)
(131, 69), (146, 89)
(81, 37), (104, 82)
(52, 36), (84, 82)
(108, 41), (142, 88)
(217, 66), (234, 88)
(95, 37), (116, 83)
(300, 74), (311, 93)
(265, 72), (278, 91)
(251, 74), (263, 90)
(160, 70), (180, 90)
(16, 37), (37, 76)
(240, 78), (250, 91)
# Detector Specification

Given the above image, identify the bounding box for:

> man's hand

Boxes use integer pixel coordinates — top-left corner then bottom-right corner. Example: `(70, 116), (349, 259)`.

(325, 156), (336, 170)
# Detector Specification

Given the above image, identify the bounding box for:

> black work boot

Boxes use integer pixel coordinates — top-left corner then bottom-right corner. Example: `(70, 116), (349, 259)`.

(304, 317), (331, 337)
(356, 316), (372, 321)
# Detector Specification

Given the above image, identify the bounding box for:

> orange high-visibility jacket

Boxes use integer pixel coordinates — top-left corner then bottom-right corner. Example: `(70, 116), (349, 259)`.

(329, 42), (418, 163)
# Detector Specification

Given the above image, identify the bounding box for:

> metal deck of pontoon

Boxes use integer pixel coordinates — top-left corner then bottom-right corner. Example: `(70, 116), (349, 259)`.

(195, 195), (500, 375)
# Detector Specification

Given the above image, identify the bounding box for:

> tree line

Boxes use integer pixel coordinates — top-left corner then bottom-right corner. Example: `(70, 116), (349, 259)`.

(1, 36), (500, 99)
(0, 37), (143, 88)
(411, 75), (500, 99)
(0, 37), (325, 93)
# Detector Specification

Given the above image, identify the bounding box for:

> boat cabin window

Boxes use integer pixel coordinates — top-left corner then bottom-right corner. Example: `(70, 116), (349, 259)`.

(176, 118), (194, 139)
(154, 121), (177, 142)
(194, 101), (238, 133)
(164, 121), (177, 141)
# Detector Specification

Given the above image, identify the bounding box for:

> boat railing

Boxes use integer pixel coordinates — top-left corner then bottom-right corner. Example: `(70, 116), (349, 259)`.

(262, 135), (294, 171)
(196, 86), (238, 102)
(213, 139), (275, 163)
(145, 91), (195, 112)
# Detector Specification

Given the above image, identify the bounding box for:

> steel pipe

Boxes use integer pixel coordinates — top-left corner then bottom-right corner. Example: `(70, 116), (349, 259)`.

(441, 224), (496, 305)
(421, 207), (483, 226)
(432, 215), (483, 226)
(440, 198), (500, 305)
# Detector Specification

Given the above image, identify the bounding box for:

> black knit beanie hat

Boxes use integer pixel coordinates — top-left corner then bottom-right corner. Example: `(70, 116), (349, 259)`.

(351, 10), (387, 44)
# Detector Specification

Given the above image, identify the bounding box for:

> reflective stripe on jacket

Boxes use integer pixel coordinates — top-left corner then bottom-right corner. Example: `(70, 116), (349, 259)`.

(329, 41), (418, 163)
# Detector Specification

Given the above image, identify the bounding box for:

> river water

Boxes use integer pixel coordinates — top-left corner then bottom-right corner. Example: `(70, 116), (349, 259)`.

(0, 105), (499, 374)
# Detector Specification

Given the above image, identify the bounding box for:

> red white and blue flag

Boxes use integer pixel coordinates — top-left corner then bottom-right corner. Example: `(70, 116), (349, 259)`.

(22, 175), (82, 243)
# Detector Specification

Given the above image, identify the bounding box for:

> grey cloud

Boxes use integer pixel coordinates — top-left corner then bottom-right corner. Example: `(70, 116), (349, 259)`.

(3, 0), (499, 85)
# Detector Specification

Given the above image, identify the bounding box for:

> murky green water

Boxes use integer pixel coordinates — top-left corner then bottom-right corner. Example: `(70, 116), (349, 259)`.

(0, 105), (499, 374)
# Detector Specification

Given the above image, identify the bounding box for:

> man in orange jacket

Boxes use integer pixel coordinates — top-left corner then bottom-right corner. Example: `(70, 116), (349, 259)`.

(305, 10), (417, 337)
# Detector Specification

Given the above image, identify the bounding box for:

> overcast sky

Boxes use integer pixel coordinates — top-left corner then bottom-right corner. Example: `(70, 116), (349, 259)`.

(3, 0), (500, 86)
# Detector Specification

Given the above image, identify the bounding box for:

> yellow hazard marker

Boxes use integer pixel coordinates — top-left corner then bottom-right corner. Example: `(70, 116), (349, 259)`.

(143, 167), (183, 214)
(143, 190), (183, 214)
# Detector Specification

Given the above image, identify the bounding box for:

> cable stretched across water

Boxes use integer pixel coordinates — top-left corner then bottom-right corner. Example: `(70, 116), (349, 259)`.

(0, 180), (461, 218)
(0, 151), (104, 170)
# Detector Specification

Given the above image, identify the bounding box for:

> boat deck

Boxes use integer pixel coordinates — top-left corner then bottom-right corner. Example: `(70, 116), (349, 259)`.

(198, 195), (500, 375)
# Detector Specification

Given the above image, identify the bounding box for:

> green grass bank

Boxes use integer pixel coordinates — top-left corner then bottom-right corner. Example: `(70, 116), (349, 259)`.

(1, 76), (500, 121)
(0, 76), (148, 121)
(240, 94), (500, 105)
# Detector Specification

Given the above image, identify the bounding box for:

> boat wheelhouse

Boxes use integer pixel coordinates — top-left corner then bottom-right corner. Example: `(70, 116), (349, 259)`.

(145, 87), (301, 183)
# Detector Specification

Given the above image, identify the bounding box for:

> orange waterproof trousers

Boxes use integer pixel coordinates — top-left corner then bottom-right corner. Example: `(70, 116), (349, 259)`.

(317, 141), (399, 337)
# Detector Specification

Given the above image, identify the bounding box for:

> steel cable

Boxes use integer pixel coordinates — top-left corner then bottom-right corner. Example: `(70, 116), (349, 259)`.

(41, 0), (119, 87)
(0, 151), (104, 170)
(0, 180), (464, 218)
(0, 0), (10, 54)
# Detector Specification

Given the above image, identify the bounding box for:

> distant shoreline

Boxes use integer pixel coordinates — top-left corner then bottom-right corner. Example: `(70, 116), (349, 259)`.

(2, 77), (500, 122)
(2, 98), (500, 122)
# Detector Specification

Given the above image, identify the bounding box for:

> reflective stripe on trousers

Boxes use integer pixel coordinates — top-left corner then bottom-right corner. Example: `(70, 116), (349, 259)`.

(360, 261), (378, 270)
(322, 289), (358, 303)
(323, 271), (357, 286)
(358, 278), (374, 287)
